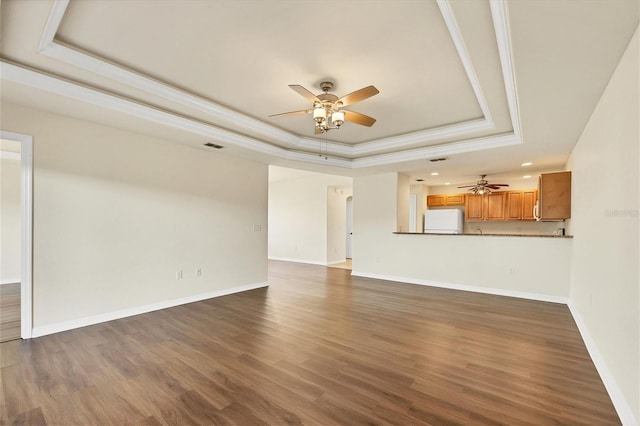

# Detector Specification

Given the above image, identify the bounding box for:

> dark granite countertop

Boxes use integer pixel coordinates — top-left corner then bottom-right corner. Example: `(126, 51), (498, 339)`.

(393, 232), (573, 238)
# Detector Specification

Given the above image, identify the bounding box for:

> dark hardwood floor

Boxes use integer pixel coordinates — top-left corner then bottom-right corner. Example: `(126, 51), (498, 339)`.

(0, 260), (619, 425)
(0, 283), (20, 343)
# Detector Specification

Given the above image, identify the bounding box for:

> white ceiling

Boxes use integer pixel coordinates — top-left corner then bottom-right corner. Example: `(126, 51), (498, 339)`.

(0, 0), (637, 186)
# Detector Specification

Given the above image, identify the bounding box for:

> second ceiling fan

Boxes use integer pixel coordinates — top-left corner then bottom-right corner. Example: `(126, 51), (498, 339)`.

(269, 81), (379, 134)
(458, 175), (509, 195)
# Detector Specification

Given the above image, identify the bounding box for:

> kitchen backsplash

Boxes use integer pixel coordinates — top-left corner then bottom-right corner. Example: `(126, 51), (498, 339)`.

(463, 220), (565, 235)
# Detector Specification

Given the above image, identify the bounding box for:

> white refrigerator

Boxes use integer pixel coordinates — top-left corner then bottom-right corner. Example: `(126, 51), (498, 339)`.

(424, 209), (464, 234)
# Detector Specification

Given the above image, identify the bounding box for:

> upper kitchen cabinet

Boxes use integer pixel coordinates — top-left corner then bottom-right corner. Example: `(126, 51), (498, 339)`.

(427, 194), (465, 207)
(464, 192), (506, 221)
(506, 190), (537, 221)
(535, 172), (571, 220)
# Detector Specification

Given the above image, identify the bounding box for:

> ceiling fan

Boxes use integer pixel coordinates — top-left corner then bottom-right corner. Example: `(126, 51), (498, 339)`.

(458, 175), (509, 195)
(269, 81), (379, 134)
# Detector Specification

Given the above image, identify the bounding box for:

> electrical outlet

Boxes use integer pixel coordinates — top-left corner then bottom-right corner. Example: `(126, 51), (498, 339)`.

(253, 224), (262, 232)
(176, 270), (183, 279)
(196, 268), (202, 277)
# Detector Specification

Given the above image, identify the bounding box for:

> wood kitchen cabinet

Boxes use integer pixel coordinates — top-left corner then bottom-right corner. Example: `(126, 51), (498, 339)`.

(427, 193), (465, 207)
(505, 191), (523, 220)
(485, 192), (506, 220)
(536, 172), (571, 220)
(465, 190), (537, 222)
(464, 192), (505, 221)
(522, 190), (537, 221)
(465, 194), (484, 221)
(504, 190), (537, 221)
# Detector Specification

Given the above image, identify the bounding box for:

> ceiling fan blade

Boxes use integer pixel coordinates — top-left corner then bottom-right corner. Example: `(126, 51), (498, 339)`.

(289, 85), (320, 103)
(457, 185), (477, 188)
(337, 85), (379, 107)
(487, 184), (509, 189)
(269, 109), (313, 119)
(343, 110), (376, 127)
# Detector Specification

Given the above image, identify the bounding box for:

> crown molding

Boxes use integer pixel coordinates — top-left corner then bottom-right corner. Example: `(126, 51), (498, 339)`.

(16, 0), (524, 169)
(352, 133), (520, 168)
(436, 0), (493, 124)
(35, 0), (513, 160)
(3, 58), (523, 170)
(490, 0), (523, 139)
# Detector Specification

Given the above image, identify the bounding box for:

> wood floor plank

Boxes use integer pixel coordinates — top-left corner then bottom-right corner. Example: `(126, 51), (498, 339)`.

(0, 260), (621, 425)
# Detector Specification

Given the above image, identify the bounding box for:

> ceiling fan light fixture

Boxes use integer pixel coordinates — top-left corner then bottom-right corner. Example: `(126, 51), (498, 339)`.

(313, 107), (326, 124)
(331, 110), (344, 127)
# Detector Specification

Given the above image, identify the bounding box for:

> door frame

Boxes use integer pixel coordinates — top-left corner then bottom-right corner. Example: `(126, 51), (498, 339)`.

(2, 131), (33, 339)
(345, 196), (353, 259)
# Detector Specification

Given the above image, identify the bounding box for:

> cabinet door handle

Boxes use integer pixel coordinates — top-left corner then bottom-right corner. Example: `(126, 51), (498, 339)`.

(533, 203), (540, 221)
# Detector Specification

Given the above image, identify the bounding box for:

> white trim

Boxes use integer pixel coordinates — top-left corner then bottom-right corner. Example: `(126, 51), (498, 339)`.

(268, 257), (328, 266)
(327, 259), (348, 266)
(436, 0), (493, 124)
(1, 131), (34, 339)
(352, 132), (520, 168)
(567, 301), (638, 426)
(31, 281), (268, 338)
(489, 0), (523, 139)
(38, 0), (68, 52)
(1, 61), (522, 171)
(350, 271), (569, 304)
(0, 281), (20, 286)
(32, 0), (524, 163)
(0, 151), (21, 161)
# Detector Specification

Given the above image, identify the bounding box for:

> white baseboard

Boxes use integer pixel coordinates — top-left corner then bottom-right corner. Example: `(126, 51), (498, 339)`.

(31, 281), (268, 338)
(350, 271), (569, 304)
(568, 301), (637, 426)
(268, 256), (327, 266)
(327, 259), (347, 265)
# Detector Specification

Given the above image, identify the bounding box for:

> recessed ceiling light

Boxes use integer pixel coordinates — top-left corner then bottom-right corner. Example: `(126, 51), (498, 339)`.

(523, 175), (532, 179)
(444, 182), (451, 185)
(431, 172), (439, 176)
(521, 162), (533, 167)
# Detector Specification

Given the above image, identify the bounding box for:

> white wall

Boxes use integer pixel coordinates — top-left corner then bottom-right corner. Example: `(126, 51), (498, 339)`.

(268, 167), (352, 265)
(1, 102), (268, 334)
(1, 149), (21, 284)
(566, 28), (639, 425)
(396, 174), (410, 232)
(353, 172), (571, 301)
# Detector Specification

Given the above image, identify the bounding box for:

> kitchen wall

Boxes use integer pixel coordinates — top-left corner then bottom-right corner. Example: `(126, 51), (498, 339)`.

(353, 172), (571, 300)
(396, 174), (410, 232)
(1, 102), (268, 335)
(0, 142), (21, 285)
(268, 166), (352, 265)
(566, 28), (638, 425)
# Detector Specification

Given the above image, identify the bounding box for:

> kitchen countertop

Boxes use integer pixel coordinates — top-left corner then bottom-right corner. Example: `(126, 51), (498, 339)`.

(393, 232), (573, 238)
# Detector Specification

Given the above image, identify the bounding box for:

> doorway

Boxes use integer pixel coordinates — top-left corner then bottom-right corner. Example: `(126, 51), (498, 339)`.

(0, 131), (33, 340)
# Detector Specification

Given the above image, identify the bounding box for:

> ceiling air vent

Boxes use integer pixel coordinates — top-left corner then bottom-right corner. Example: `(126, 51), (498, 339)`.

(204, 142), (224, 149)
(429, 157), (448, 162)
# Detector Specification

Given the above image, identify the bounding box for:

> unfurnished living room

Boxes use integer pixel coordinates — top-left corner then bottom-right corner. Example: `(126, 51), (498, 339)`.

(0, 0), (638, 425)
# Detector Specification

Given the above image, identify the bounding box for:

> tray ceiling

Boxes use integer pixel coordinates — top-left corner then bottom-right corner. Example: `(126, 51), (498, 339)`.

(0, 0), (637, 179)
